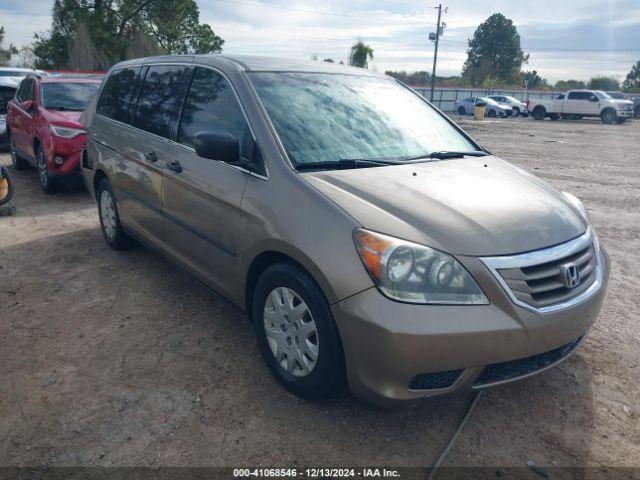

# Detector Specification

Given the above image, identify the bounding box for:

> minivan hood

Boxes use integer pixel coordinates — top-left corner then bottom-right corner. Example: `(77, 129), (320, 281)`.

(303, 156), (587, 256)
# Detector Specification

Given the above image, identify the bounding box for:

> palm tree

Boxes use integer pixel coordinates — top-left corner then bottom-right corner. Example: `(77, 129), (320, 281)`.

(348, 41), (374, 69)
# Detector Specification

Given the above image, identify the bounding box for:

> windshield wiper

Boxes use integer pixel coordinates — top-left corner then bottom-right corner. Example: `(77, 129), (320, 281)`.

(420, 150), (489, 160)
(295, 158), (399, 171)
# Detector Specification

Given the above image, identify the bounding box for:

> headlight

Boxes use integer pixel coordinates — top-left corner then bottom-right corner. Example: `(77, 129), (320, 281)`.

(353, 229), (488, 305)
(50, 125), (85, 139)
(562, 191), (589, 221)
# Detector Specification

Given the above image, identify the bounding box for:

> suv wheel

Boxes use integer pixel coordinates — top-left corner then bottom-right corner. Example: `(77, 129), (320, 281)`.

(36, 145), (56, 194)
(10, 137), (30, 171)
(457, 106), (466, 115)
(96, 178), (134, 250)
(512, 107), (520, 116)
(601, 108), (617, 124)
(253, 263), (345, 400)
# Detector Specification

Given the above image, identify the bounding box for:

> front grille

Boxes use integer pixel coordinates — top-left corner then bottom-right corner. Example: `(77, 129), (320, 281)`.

(409, 369), (463, 390)
(497, 244), (597, 309)
(474, 335), (583, 387)
(0, 87), (15, 115)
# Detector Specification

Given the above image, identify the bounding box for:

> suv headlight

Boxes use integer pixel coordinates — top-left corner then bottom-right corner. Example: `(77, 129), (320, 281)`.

(562, 191), (589, 221)
(354, 229), (488, 305)
(50, 125), (85, 139)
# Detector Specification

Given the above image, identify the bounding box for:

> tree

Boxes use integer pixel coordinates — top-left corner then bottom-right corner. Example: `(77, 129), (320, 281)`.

(622, 60), (640, 92)
(587, 76), (620, 91)
(555, 79), (586, 91)
(0, 26), (19, 66)
(521, 70), (551, 90)
(348, 41), (373, 69)
(385, 70), (430, 85)
(33, 0), (224, 70)
(462, 13), (528, 86)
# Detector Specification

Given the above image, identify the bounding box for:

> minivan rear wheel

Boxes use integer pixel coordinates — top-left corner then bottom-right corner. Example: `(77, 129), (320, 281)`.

(97, 178), (134, 250)
(253, 263), (345, 400)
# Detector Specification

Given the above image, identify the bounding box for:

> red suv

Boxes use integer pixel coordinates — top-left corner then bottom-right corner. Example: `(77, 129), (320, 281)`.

(7, 74), (101, 193)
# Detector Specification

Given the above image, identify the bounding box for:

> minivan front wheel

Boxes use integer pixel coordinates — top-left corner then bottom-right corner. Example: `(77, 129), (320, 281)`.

(253, 263), (345, 400)
(97, 178), (133, 250)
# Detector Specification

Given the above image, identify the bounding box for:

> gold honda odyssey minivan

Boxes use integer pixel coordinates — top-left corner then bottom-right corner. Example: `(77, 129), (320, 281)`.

(81, 55), (609, 406)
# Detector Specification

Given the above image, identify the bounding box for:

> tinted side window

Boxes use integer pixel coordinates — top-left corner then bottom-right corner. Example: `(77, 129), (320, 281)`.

(97, 67), (141, 123)
(132, 65), (190, 139)
(17, 79), (34, 103)
(178, 67), (251, 156)
(568, 91), (589, 100)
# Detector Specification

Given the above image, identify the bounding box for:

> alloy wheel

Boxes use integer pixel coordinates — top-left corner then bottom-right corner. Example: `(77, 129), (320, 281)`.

(100, 189), (117, 240)
(263, 287), (319, 377)
(37, 150), (49, 189)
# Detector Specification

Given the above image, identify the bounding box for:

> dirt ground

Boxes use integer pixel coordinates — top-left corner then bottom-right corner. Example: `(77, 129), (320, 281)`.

(0, 117), (638, 470)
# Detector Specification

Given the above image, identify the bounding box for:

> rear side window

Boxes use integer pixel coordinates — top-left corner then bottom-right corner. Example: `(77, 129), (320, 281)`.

(568, 91), (590, 100)
(97, 67), (141, 123)
(177, 67), (251, 155)
(132, 65), (190, 139)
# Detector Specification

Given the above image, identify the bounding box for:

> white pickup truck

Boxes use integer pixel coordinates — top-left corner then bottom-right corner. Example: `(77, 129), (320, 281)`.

(528, 90), (634, 124)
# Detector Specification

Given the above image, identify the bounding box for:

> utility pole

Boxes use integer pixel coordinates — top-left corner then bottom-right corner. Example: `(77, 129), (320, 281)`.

(429, 4), (446, 102)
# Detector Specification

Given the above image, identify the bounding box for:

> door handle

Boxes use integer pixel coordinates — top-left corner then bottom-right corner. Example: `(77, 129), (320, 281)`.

(145, 151), (158, 162)
(166, 160), (183, 173)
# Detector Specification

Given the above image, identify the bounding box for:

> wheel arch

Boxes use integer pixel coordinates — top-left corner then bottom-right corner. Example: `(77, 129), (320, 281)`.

(243, 246), (338, 320)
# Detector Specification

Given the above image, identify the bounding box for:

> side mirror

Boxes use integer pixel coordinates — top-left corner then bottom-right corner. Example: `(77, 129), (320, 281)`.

(194, 130), (244, 165)
(22, 100), (34, 111)
(590, 96), (599, 102)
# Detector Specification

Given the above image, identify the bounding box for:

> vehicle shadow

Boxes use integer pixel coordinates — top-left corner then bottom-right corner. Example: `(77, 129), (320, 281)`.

(0, 226), (598, 468)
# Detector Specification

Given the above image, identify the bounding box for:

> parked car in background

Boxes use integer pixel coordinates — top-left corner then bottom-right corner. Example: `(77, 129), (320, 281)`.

(7, 74), (102, 193)
(528, 90), (634, 124)
(606, 91), (640, 118)
(80, 55), (608, 406)
(1, 68), (48, 149)
(454, 97), (512, 117)
(488, 95), (528, 117)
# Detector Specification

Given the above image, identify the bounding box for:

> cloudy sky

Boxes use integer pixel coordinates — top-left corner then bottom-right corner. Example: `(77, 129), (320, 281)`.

(1, 0), (639, 82)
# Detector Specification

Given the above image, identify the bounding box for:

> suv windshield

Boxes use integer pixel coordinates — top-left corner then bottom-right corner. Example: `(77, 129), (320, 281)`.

(41, 82), (99, 111)
(249, 72), (477, 166)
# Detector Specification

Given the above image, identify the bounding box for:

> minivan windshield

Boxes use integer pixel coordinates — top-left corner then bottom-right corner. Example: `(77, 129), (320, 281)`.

(249, 72), (478, 167)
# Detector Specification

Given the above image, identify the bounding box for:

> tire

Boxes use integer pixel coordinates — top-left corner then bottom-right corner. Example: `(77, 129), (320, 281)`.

(0, 166), (15, 206)
(36, 144), (56, 194)
(96, 177), (134, 250)
(550, 113), (560, 121)
(512, 107), (520, 116)
(616, 118), (626, 124)
(533, 107), (545, 120)
(635, 106), (640, 118)
(601, 109), (617, 124)
(488, 109), (496, 118)
(522, 112), (529, 118)
(10, 136), (30, 171)
(457, 106), (466, 115)
(253, 263), (345, 400)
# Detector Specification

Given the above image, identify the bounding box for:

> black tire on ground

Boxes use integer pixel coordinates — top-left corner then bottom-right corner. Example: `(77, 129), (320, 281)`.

(252, 263), (345, 400)
(10, 136), (30, 171)
(616, 118), (626, 124)
(458, 106), (466, 115)
(533, 107), (545, 120)
(488, 109), (496, 118)
(635, 106), (640, 118)
(512, 107), (520, 116)
(522, 112), (529, 118)
(550, 113), (560, 121)
(36, 144), (56, 194)
(601, 108), (617, 124)
(96, 177), (134, 250)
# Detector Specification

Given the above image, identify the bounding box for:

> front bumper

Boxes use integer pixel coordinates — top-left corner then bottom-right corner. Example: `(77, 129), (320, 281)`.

(332, 247), (610, 407)
(617, 110), (633, 118)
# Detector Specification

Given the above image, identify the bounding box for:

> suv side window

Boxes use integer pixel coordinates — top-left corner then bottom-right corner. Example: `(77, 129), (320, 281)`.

(132, 65), (190, 139)
(177, 67), (252, 157)
(16, 79), (34, 103)
(97, 67), (141, 123)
